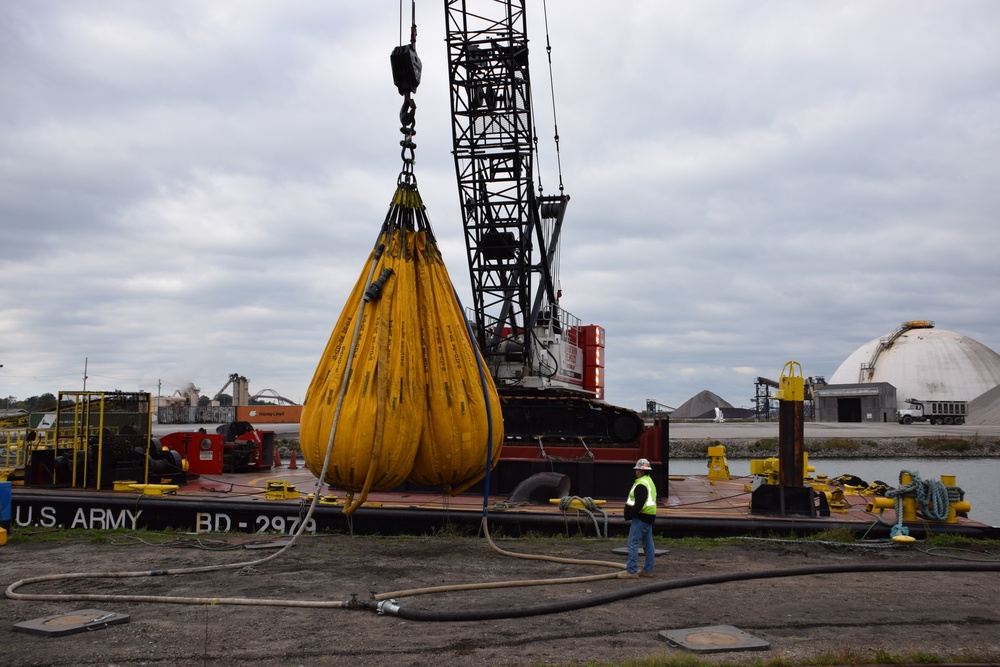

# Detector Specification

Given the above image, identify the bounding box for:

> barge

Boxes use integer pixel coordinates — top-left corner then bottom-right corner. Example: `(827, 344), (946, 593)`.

(5, 446), (996, 540)
(2, 390), (995, 541)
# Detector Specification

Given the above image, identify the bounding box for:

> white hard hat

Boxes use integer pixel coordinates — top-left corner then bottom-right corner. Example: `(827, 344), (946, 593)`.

(634, 458), (652, 471)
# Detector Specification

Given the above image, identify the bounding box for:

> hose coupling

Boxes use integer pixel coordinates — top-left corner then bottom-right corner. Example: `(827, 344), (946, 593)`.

(364, 268), (394, 303)
(376, 599), (401, 616)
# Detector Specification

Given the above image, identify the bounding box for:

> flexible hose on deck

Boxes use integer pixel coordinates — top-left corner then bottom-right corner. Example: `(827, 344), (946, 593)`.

(381, 561), (1000, 622)
(4, 556), (356, 608)
(372, 517), (624, 601)
(372, 572), (621, 602)
(481, 517), (624, 569)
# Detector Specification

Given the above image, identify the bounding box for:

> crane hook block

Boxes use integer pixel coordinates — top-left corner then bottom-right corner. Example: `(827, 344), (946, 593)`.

(391, 44), (422, 95)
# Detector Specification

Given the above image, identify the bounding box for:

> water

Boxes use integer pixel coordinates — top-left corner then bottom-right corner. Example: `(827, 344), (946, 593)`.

(666, 457), (1000, 527)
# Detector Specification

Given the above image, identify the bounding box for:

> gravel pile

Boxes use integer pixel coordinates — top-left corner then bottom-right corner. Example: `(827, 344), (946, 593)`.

(970, 384), (1000, 425)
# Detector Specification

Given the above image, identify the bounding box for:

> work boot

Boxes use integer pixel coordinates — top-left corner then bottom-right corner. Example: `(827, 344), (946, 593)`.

(639, 570), (654, 577)
(617, 571), (639, 579)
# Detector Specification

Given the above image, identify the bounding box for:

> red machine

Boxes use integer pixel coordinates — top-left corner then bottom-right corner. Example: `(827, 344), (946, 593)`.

(159, 422), (274, 476)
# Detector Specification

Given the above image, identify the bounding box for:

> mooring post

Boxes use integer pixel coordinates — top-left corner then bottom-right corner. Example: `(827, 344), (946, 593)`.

(776, 361), (805, 488)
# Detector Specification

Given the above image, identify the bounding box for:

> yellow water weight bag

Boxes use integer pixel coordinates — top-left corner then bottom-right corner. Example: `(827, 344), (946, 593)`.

(409, 229), (503, 493)
(299, 220), (423, 514)
(300, 183), (503, 514)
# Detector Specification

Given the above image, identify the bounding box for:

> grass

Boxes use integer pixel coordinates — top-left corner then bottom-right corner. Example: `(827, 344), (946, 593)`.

(7, 526), (129, 544)
(916, 436), (972, 453)
(5, 526), (238, 545)
(920, 530), (1000, 551)
(815, 438), (861, 452)
(654, 535), (733, 550)
(748, 438), (777, 453)
(570, 648), (983, 667)
(805, 526), (857, 543)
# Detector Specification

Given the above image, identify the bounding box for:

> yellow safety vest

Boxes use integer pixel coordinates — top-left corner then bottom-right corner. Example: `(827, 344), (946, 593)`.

(626, 475), (657, 515)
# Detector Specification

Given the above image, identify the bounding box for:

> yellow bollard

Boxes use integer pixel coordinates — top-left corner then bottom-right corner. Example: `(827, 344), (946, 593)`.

(866, 496), (895, 514)
(899, 472), (917, 521)
(940, 475), (971, 523)
(947, 500), (972, 523)
(707, 445), (731, 480)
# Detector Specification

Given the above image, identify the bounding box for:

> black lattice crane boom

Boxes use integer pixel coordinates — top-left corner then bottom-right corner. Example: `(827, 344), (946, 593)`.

(446, 0), (567, 385)
(444, 0), (643, 445)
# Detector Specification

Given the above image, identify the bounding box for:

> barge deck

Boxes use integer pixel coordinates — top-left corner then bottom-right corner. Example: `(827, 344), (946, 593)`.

(6, 461), (996, 540)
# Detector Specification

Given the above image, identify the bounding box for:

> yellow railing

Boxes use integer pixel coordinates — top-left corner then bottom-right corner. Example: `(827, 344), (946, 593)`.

(1, 427), (55, 468)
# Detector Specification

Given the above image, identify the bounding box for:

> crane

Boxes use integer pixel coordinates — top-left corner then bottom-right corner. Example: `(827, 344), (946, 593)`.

(444, 0), (643, 445)
(212, 373), (249, 406)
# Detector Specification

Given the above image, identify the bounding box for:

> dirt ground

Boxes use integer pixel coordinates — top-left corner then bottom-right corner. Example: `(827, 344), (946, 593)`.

(2, 530), (999, 667)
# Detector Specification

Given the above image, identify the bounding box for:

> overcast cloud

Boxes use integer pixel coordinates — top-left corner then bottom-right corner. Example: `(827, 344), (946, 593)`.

(2, 0), (999, 412)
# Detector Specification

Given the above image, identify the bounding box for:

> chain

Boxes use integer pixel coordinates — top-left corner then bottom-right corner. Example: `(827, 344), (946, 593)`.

(397, 93), (417, 187)
(394, 0), (419, 188)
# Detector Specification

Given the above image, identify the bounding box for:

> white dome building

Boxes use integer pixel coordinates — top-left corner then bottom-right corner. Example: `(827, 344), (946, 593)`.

(829, 321), (1000, 408)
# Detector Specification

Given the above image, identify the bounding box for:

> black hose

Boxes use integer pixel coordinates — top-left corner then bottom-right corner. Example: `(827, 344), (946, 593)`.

(385, 561), (1000, 622)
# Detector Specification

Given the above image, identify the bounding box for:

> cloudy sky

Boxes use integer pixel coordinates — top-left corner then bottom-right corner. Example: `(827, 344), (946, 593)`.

(2, 0), (999, 413)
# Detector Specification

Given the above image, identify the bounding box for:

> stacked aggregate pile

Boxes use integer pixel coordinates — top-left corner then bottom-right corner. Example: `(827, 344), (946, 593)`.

(671, 390), (733, 420)
(968, 384), (1000, 425)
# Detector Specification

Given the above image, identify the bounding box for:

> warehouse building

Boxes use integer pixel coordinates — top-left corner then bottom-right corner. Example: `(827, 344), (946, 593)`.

(813, 382), (897, 423)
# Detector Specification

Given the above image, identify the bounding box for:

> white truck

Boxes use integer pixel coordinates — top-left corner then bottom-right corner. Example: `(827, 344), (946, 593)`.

(896, 398), (967, 425)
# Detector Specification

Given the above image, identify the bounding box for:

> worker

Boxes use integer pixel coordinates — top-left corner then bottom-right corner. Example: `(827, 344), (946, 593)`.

(619, 458), (657, 579)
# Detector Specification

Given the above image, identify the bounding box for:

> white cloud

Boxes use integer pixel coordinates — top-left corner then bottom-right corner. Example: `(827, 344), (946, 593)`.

(2, 0), (999, 414)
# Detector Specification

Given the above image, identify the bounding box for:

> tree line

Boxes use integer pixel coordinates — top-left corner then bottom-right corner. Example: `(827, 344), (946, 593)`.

(2, 393), (279, 412)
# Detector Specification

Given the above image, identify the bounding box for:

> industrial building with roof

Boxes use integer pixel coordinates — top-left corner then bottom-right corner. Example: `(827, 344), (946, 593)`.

(815, 321), (1000, 423)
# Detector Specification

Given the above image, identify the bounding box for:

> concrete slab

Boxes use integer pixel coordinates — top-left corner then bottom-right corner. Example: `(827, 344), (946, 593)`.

(659, 624), (770, 653)
(12, 609), (130, 637)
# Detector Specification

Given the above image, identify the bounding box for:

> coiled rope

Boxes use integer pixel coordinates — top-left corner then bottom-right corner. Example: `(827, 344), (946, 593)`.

(557, 495), (608, 538)
(880, 469), (952, 538)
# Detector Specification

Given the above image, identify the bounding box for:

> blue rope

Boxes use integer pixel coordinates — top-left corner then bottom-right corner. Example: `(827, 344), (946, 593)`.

(884, 469), (952, 537)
